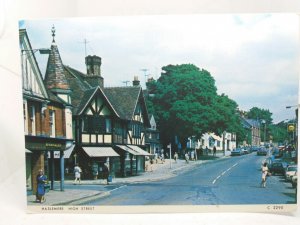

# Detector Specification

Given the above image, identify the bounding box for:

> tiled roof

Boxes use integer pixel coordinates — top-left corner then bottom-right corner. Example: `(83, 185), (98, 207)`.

(242, 117), (261, 128)
(104, 86), (141, 120)
(246, 119), (261, 128)
(64, 65), (150, 125)
(44, 43), (70, 90)
(64, 66), (92, 114)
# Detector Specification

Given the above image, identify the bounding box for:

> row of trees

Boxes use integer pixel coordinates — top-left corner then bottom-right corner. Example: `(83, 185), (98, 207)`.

(145, 64), (289, 150)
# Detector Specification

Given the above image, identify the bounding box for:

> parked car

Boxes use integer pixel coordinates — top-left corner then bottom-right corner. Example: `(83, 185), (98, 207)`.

(291, 172), (297, 188)
(242, 148), (249, 154)
(250, 146), (259, 152)
(257, 148), (267, 156)
(269, 161), (288, 175)
(285, 165), (298, 181)
(231, 148), (242, 156)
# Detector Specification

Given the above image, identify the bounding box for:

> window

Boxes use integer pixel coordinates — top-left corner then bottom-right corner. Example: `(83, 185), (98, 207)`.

(132, 123), (142, 138)
(82, 116), (111, 134)
(30, 105), (36, 135)
(105, 118), (112, 133)
(49, 110), (55, 137)
(23, 103), (26, 120)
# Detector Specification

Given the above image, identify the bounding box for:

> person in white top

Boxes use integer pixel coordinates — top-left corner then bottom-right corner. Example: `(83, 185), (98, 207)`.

(261, 162), (269, 188)
(74, 163), (82, 184)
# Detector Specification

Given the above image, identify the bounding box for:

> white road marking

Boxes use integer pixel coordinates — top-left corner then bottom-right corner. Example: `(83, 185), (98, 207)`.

(109, 185), (127, 193)
(212, 163), (239, 184)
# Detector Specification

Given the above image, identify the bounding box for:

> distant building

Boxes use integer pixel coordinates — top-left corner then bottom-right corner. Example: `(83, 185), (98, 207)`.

(241, 118), (261, 146)
(145, 114), (162, 155)
(200, 132), (236, 151)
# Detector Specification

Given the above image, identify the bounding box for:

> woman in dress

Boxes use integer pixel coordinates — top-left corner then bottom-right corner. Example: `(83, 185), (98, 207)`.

(36, 169), (47, 203)
(261, 162), (269, 188)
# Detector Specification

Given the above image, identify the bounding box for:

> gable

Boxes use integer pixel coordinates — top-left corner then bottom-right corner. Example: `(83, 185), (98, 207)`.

(132, 90), (150, 127)
(19, 29), (48, 99)
(78, 87), (118, 118)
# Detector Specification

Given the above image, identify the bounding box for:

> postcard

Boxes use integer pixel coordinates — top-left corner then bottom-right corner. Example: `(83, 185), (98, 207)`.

(19, 14), (298, 213)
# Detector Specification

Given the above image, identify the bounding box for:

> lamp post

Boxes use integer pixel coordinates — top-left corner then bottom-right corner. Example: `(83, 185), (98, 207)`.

(286, 105), (298, 163)
(261, 120), (267, 145)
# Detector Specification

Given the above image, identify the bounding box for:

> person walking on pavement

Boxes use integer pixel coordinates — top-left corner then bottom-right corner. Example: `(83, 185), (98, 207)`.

(74, 163), (82, 184)
(205, 146), (209, 155)
(103, 163), (110, 185)
(174, 152), (178, 163)
(36, 169), (47, 203)
(213, 146), (217, 157)
(261, 162), (269, 188)
(185, 153), (189, 163)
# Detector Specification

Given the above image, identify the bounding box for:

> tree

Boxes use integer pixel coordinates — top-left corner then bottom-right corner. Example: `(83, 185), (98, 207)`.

(247, 107), (273, 124)
(147, 64), (242, 149)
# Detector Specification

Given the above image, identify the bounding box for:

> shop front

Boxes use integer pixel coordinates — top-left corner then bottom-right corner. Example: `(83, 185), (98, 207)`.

(25, 135), (73, 193)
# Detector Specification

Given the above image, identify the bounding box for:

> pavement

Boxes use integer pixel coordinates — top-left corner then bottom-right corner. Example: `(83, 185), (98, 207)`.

(27, 151), (231, 206)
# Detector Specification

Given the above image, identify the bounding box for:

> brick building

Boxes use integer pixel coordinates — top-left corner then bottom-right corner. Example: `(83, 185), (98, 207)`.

(20, 28), (73, 194)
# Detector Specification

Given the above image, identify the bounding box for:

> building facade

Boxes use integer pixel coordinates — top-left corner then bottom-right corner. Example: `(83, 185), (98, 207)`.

(20, 29), (73, 194)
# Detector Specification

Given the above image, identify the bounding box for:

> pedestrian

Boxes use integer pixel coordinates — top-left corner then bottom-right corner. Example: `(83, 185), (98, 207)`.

(174, 152), (178, 163)
(74, 163), (82, 184)
(261, 162), (269, 188)
(36, 169), (47, 203)
(185, 153), (189, 163)
(205, 146), (209, 155)
(149, 157), (154, 171)
(161, 153), (165, 163)
(191, 151), (195, 161)
(103, 163), (110, 185)
(213, 146), (216, 157)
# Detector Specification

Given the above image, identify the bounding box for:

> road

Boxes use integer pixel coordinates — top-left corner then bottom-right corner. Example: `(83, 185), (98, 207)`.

(70, 153), (297, 205)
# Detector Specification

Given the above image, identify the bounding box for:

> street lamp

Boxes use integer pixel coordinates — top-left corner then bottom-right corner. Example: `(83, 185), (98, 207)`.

(261, 120), (267, 144)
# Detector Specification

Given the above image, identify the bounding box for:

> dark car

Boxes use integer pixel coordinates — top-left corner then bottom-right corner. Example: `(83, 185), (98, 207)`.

(250, 146), (259, 152)
(257, 148), (267, 156)
(231, 148), (242, 156)
(272, 148), (282, 159)
(269, 161), (288, 175)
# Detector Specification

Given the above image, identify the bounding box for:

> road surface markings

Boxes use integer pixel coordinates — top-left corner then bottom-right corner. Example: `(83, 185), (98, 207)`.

(212, 163), (238, 184)
(109, 185), (127, 193)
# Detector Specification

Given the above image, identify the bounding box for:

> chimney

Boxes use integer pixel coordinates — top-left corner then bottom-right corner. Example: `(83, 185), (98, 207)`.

(132, 76), (140, 86)
(85, 55), (101, 76)
(84, 55), (104, 88)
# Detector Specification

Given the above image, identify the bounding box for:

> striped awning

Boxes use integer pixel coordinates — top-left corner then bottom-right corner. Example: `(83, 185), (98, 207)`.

(127, 145), (152, 156)
(82, 147), (119, 157)
(116, 145), (139, 155)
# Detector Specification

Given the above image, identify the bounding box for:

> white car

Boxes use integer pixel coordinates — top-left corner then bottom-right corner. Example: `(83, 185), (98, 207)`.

(285, 165), (297, 181)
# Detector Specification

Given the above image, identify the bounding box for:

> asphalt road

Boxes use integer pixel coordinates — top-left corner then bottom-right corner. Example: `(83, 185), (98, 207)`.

(79, 153), (297, 205)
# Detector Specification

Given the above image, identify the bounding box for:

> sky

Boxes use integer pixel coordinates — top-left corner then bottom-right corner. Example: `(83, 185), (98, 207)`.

(20, 14), (299, 123)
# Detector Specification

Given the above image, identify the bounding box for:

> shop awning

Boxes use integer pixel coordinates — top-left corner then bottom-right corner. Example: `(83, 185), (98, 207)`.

(116, 145), (139, 155)
(127, 145), (152, 156)
(82, 147), (119, 157)
(25, 148), (32, 153)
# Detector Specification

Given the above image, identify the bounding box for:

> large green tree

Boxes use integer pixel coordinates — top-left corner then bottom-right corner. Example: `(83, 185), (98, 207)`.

(146, 64), (243, 148)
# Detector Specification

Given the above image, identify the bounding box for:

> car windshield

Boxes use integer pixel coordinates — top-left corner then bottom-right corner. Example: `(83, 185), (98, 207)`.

(287, 167), (297, 172)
